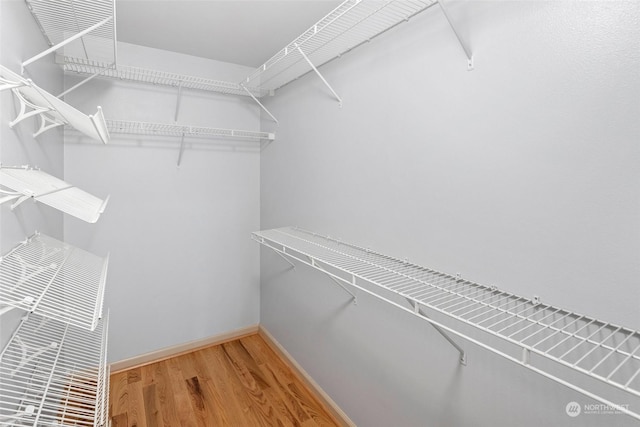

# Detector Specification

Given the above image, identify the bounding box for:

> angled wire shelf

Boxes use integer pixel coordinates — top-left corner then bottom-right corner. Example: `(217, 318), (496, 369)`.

(0, 165), (110, 224)
(0, 233), (108, 331)
(0, 65), (110, 143)
(253, 226), (640, 421)
(61, 56), (266, 98)
(106, 119), (274, 141)
(24, 0), (116, 66)
(244, 0), (438, 92)
(0, 312), (109, 427)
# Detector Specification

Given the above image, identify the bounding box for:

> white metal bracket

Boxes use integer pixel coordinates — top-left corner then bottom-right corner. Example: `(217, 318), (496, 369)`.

(8, 88), (52, 128)
(438, 0), (474, 70)
(296, 44), (343, 107)
(177, 132), (186, 167)
(9, 335), (58, 377)
(57, 62), (116, 98)
(408, 298), (467, 365)
(311, 257), (357, 304)
(34, 113), (64, 138)
(22, 15), (113, 73)
(240, 83), (279, 124)
(0, 76), (25, 93)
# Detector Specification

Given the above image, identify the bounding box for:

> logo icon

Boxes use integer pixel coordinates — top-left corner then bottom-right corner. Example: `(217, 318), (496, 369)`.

(566, 401), (581, 417)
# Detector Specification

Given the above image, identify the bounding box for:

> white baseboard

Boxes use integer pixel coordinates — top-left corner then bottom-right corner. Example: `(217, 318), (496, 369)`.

(109, 323), (259, 373)
(258, 325), (357, 427)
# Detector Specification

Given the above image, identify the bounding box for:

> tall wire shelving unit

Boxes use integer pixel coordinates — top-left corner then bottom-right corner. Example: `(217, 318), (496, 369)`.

(253, 227), (640, 422)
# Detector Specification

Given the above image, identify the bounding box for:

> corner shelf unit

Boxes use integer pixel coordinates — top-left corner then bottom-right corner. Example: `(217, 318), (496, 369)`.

(0, 312), (109, 427)
(0, 165), (109, 224)
(0, 65), (110, 144)
(0, 233), (109, 331)
(253, 227), (640, 421)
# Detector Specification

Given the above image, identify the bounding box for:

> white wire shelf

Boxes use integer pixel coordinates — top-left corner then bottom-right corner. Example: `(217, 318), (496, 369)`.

(0, 312), (109, 427)
(253, 226), (640, 421)
(0, 165), (110, 224)
(0, 65), (110, 143)
(0, 233), (108, 331)
(24, 0), (116, 65)
(244, 0), (438, 92)
(61, 56), (267, 98)
(106, 119), (274, 141)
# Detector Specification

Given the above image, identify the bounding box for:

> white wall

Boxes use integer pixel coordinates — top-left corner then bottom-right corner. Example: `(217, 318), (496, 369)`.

(260, 2), (640, 426)
(63, 42), (261, 362)
(0, 0), (64, 349)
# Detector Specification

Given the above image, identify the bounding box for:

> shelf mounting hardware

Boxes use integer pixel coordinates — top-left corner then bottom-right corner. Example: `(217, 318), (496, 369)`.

(240, 83), (279, 124)
(408, 298), (466, 365)
(21, 16), (113, 73)
(310, 257), (357, 304)
(437, 0), (474, 70)
(177, 131), (186, 167)
(296, 44), (343, 107)
(57, 62), (116, 98)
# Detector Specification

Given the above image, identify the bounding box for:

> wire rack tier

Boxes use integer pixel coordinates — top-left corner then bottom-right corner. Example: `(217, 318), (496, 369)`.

(253, 226), (640, 420)
(106, 119), (274, 141)
(61, 56), (266, 98)
(24, 0), (116, 65)
(244, 0), (438, 92)
(0, 312), (109, 427)
(0, 233), (108, 331)
(0, 65), (110, 144)
(0, 165), (109, 224)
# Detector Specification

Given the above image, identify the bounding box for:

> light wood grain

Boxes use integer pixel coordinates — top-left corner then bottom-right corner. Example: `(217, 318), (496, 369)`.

(109, 333), (343, 426)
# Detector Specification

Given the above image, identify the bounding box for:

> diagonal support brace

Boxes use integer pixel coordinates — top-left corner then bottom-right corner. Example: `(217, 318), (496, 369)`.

(296, 45), (343, 107)
(311, 257), (357, 304)
(22, 16), (113, 72)
(407, 298), (466, 365)
(240, 83), (279, 124)
(438, 0), (473, 70)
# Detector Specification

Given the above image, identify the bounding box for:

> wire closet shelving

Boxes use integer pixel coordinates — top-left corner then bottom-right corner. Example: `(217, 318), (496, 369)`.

(253, 227), (640, 421)
(0, 165), (110, 224)
(106, 119), (274, 141)
(24, 0), (117, 67)
(0, 233), (109, 331)
(0, 65), (110, 144)
(0, 312), (109, 427)
(244, 0), (440, 93)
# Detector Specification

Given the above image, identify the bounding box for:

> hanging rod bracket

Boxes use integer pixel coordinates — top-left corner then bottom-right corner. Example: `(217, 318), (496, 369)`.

(408, 298), (466, 365)
(438, 0), (474, 71)
(296, 45), (343, 107)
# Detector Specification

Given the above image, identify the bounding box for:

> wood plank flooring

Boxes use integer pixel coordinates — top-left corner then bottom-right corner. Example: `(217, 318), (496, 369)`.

(109, 333), (341, 427)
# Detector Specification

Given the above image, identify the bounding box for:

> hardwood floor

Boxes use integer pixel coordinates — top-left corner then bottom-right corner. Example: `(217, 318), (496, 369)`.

(109, 333), (342, 427)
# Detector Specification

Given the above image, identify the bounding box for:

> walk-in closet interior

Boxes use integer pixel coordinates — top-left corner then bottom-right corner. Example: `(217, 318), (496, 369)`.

(0, 1), (638, 426)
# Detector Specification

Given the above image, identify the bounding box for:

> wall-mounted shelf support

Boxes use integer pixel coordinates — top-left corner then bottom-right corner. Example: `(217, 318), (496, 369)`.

(240, 83), (278, 124)
(437, 0), (474, 70)
(310, 257), (357, 304)
(177, 132), (186, 167)
(57, 62), (116, 98)
(253, 227), (640, 421)
(296, 45), (343, 107)
(409, 298), (466, 365)
(21, 16), (113, 73)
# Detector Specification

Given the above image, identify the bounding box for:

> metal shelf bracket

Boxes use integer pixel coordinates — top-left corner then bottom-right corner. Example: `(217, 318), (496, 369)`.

(240, 83), (279, 124)
(409, 298), (466, 365)
(438, 0), (474, 70)
(296, 45), (343, 107)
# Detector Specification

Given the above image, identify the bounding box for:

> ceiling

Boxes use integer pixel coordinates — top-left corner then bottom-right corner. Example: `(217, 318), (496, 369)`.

(116, 0), (343, 68)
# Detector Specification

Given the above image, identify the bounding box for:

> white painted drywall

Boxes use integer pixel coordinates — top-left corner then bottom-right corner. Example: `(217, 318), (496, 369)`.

(260, 1), (640, 426)
(0, 0), (64, 349)
(63, 42), (261, 362)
